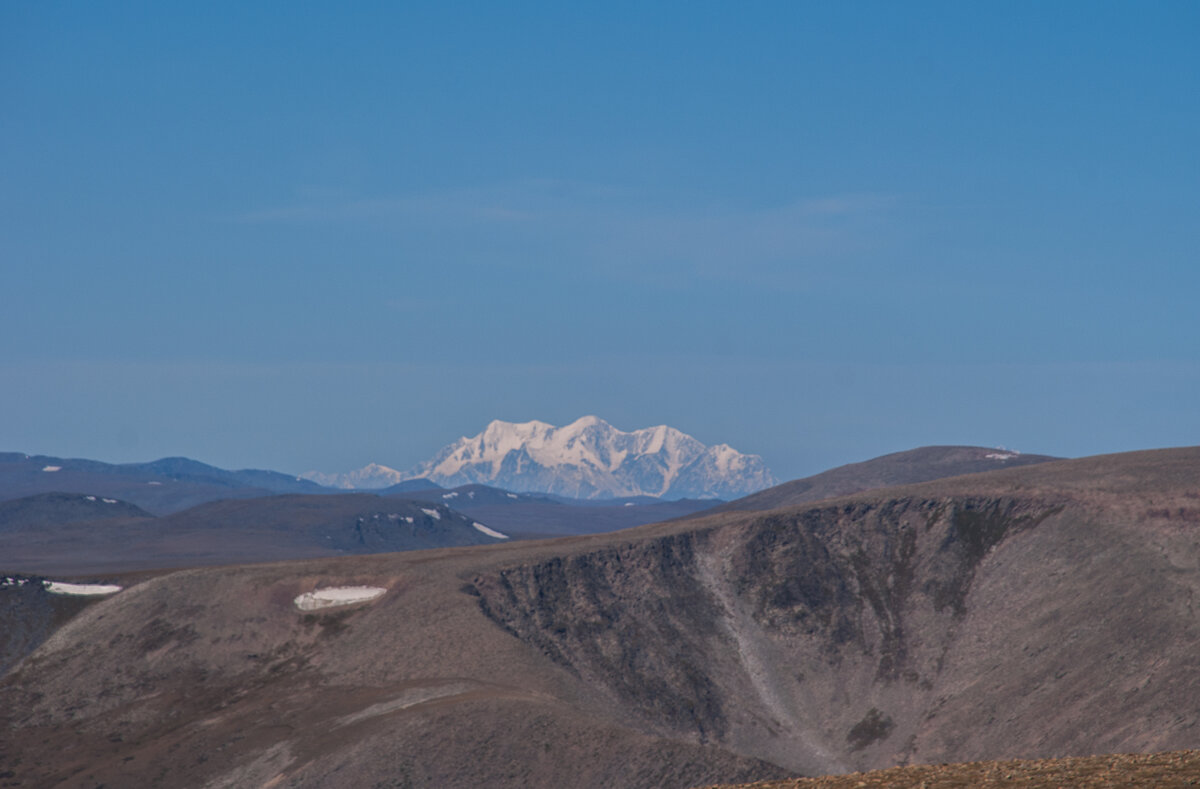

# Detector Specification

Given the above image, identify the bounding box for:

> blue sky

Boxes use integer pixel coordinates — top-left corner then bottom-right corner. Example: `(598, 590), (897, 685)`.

(3, 1), (1198, 481)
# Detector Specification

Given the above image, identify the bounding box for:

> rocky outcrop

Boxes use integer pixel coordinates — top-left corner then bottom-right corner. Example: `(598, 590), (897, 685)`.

(471, 492), (1159, 776)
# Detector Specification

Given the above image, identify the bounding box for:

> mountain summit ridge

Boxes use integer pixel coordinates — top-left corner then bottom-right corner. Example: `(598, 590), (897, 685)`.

(310, 417), (776, 499)
(410, 416), (775, 499)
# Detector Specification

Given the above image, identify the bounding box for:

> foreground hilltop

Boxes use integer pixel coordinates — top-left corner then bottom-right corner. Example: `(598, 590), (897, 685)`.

(713, 445), (1061, 512)
(3, 447), (1199, 787)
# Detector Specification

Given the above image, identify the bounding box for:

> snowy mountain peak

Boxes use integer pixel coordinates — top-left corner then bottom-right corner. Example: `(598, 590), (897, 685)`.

(299, 462), (406, 490)
(405, 417), (776, 499)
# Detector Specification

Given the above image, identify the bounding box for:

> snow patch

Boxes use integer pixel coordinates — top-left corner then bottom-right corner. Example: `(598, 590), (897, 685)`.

(506, 493), (518, 499)
(45, 581), (122, 596)
(985, 453), (1017, 461)
(147, 481), (162, 485)
(421, 508), (441, 520)
(42, 465), (61, 472)
(85, 495), (96, 501)
(442, 492), (458, 499)
(102, 498), (118, 504)
(473, 522), (509, 540)
(294, 586), (387, 611)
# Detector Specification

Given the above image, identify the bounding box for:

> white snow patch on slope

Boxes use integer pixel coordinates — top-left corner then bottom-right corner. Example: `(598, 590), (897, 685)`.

(421, 508), (441, 520)
(294, 586), (386, 611)
(42, 465), (61, 472)
(473, 522), (509, 540)
(45, 581), (122, 596)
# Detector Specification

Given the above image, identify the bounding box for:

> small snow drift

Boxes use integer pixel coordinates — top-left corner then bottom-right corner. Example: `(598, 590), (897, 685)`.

(44, 581), (122, 596)
(41, 465), (62, 472)
(294, 586), (387, 611)
(473, 522), (509, 540)
(421, 507), (441, 520)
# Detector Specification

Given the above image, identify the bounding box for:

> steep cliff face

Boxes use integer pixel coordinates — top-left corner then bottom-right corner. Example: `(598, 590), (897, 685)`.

(473, 531), (731, 739)
(472, 490), (1194, 775)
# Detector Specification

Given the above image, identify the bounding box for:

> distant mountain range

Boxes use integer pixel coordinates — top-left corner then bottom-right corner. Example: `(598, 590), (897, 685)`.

(303, 416), (777, 499)
(0, 491), (505, 576)
(0, 452), (328, 515)
(300, 463), (415, 490)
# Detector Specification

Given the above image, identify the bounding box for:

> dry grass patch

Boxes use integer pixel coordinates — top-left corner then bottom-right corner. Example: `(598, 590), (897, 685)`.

(703, 750), (1200, 788)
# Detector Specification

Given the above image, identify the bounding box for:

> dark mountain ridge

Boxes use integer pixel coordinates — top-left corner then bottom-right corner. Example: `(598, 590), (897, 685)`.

(0, 451), (333, 515)
(392, 482), (721, 537)
(0, 491), (151, 532)
(0, 493), (506, 576)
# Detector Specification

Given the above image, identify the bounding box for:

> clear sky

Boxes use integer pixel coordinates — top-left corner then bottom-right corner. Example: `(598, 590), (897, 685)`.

(3, 1), (1198, 482)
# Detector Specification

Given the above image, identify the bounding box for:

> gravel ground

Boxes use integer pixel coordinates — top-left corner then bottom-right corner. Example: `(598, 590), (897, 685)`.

(704, 750), (1200, 788)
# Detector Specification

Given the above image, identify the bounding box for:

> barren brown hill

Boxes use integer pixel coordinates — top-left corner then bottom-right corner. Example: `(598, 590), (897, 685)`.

(2, 447), (1198, 788)
(712, 445), (1061, 513)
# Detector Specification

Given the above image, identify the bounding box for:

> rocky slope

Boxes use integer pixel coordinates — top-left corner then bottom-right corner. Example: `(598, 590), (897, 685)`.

(403, 415), (776, 499)
(3, 447), (1199, 788)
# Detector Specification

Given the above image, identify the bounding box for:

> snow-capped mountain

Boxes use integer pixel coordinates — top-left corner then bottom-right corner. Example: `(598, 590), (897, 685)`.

(405, 416), (776, 499)
(300, 462), (407, 490)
